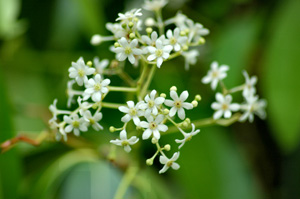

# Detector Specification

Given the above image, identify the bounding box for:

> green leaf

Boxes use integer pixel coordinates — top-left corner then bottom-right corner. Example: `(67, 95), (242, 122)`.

(0, 67), (22, 199)
(174, 127), (261, 199)
(262, 0), (300, 153)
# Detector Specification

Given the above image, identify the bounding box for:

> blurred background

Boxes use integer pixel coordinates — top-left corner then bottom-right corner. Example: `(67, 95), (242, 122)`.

(0, 0), (300, 198)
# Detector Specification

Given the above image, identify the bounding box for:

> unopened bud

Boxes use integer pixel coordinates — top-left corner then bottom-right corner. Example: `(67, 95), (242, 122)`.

(182, 45), (188, 51)
(198, 37), (205, 45)
(109, 126), (115, 132)
(146, 159), (153, 166)
(128, 22), (134, 28)
(129, 33), (135, 39)
(192, 100), (198, 107)
(195, 94), (201, 101)
(114, 42), (120, 48)
(133, 17), (139, 23)
(185, 118), (191, 124)
(164, 144), (171, 151)
(163, 109), (169, 115)
(146, 27), (153, 34)
(87, 61), (92, 67)
(145, 18), (155, 26)
(160, 93), (166, 98)
(91, 34), (103, 46)
(170, 86), (177, 91)
(151, 137), (158, 144)
(180, 30), (186, 36)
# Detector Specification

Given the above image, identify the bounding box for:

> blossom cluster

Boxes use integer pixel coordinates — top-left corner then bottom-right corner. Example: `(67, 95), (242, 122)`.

(202, 61), (267, 122)
(48, 0), (266, 174)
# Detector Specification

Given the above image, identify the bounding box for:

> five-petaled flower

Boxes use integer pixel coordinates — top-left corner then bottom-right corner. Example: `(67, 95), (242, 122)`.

(202, 61), (229, 90)
(139, 90), (165, 117)
(175, 123), (200, 149)
(159, 152), (180, 174)
(63, 114), (89, 136)
(114, 37), (142, 64)
(211, 93), (240, 120)
(68, 57), (95, 86)
(164, 90), (193, 120)
(110, 130), (139, 153)
(147, 39), (172, 68)
(83, 74), (110, 102)
(119, 101), (144, 125)
(140, 114), (168, 140)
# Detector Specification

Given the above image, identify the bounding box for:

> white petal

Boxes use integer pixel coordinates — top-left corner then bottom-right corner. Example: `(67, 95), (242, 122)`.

(65, 125), (73, 133)
(140, 121), (149, 128)
(182, 102), (193, 110)
(179, 91), (189, 101)
(213, 110), (223, 120)
(171, 162), (180, 170)
(124, 145), (131, 153)
(170, 90), (178, 100)
(211, 102), (221, 110)
(178, 108), (185, 120)
(158, 124), (168, 132)
(224, 110), (232, 118)
(142, 129), (152, 140)
(157, 57), (163, 67)
(147, 54), (156, 61)
(159, 155), (168, 164)
(128, 54), (135, 64)
(121, 114), (131, 123)
(120, 130), (127, 140)
(169, 107), (177, 117)
(164, 99), (174, 107)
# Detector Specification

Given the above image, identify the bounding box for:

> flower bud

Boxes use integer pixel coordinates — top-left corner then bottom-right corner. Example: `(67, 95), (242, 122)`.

(163, 109), (169, 115)
(195, 94), (201, 101)
(170, 86), (177, 91)
(145, 18), (155, 26)
(146, 27), (153, 34)
(182, 121), (188, 128)
(160, 93), (166, 98)
(182, 45), (188, 51)
(133, 17), (139, 23)
(109, 126), (115, 132)
(164, 144), (171, 151)
(87, 61), (93, 67)
(128, 22), (134, 29)
(129, 33), (135, 39)
(192, 100), (198, 107)
(114, 42), (120, 48)
(146, 158), (153, 166)
(185, 118), (191, 124)
(151, 137), (158, 144)
(90, 34), (103, 45)
(121, 23), (127, 29)
(198, 37), (205, 45)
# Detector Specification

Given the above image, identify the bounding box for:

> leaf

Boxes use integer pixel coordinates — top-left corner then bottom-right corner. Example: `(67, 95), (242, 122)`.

(174, 127), (261, 199)
(0, 67), (22, 199)
(262, 0), (300, 153)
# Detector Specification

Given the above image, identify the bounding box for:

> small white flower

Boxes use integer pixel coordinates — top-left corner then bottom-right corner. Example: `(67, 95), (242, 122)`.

(116, 8), (142, 22)
(182, 50), (199, 70)
(77, 97), (92, 116)
(83, 110), (103, 131)
(185, 19), (209, 43)
(202, 61), (229, 90)
(94, 57), (109, 75)
(166, 28), (187, 51)
(110, 130), (139, 153)
(164, 90), (193, 120)
(175, 123), (200, 149)
(147, 39), (172, 68)
(64, 114), (89, 136)
(83, 74), (110, 102)
(139, 90), (165, 117)
(118, 101), (144, 125)
(114, 37), (142, 64)
(106, 22), (127, 38)
(211, 93), (240, 120)
(159, 152), (180, 174)
(49, 99), (71, 122)
(242, 70), (257, 98)
(141, 31), (158, 46)
(140, 115), (168, 140)
(68, 57), (95, 86)
(90, 34), (103, 45)
(143, 0), (168, 11)
(239, 95), (267, 123)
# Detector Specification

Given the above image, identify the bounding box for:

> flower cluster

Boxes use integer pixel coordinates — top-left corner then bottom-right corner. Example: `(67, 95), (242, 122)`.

(202, 61), (267, 122)
(48, 0), (266, 175)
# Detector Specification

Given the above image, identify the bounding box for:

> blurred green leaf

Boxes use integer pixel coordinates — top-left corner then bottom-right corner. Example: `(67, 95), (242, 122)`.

(262, 0), (300, 153)
(174, 127), (260, 199)
(211, 13), (262, 88)
(0, 0), (26, 40)
(0, 67), (22, 199)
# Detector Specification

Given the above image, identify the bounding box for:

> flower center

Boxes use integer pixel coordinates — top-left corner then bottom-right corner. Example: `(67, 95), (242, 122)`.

(174, 100), (182, 108)
(170, 37), (177, 45)
(121, 140), (129, 146)
(212, 71), (219, 78)
(221, 103), (228, 110)
(149, 122), (157, 130)
(72, 120), (80, 128)
(94, 83), (102, 91)
(186, 135), (192, 142)
(89, 118), (95, 125)
(148, 100), (154, 108)
(78, 69), (85, 77)
(167, 161), (173, 167)
(129, 108), (137, 116)
(155, 49), (163, 57)
(124, 47), (132, 55)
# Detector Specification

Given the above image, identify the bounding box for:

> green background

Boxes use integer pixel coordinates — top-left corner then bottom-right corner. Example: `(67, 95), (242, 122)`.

(0, 0), (300, 198)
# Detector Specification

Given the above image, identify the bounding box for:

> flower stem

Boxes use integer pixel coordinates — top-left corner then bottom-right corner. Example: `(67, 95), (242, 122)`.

(108, 86), (137, 92)
(114, 165), (139, 199)
(101, 102), (125, 109)
(140, 64), (157, 98)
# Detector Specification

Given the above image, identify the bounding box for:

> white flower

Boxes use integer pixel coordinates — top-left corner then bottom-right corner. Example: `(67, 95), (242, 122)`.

(182, 50), (199, 70)
(110, 130), (139, 153)
(114, 37), (142, 64)
(175, 123), (200, 149)
(83, 110), (103, 131)
(172, 12), (188, 28)
(118, 101), (144, 125)
(68, 57), (95, 86)
(67, 80), (76, 108)
(49, 99), (71, 122)
(139, 90), (165, 117)
(64, 114), (89, 136)
(211, 93), (240, 120)
(140, 115), (168, 140)
(242, 70), (257, 98)
(141, 31), (158, 46)
(83, 74), (110, 102)
(116, 8), (142, 22)
(185, 19), (209, 43)
(164, 90), (193, 120)
(166, 28), (187, 51)
(90, 35), (114, 46)
(143, 0), (168, 11)
(147, 39), (172, 68)
(94, 57), (109, 75)
(202, 61), (229, 90)
(239, 95), (267, 123)
(77, 97), (92, 116)
(106, 22), (127, 38)
(159, 152), (180, 174)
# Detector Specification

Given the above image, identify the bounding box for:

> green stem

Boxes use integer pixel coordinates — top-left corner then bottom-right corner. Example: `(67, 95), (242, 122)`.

(101, 102), (125, 109)
(108, 86), (137, 92)
(117, 71), (136, 87)
(140, 64), (157, 98)
(155, 9), (164, 35)
(114, 165), (139, 199)
(228, 84), (245, 94)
